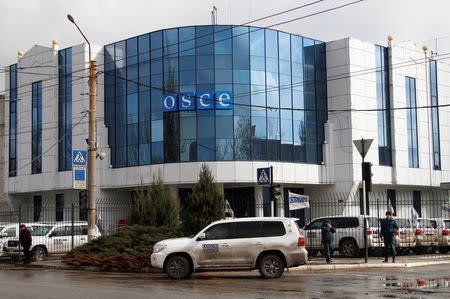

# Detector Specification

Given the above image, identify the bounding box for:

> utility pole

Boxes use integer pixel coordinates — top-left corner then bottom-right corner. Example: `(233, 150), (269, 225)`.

(67, 14), (97, 241)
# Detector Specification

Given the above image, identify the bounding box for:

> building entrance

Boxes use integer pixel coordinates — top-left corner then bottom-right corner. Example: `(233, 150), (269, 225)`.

(224, 187), (255, 218)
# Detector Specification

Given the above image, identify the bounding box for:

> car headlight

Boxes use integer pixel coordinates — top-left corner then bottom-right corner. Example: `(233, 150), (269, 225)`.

(153, 244), (167, 253)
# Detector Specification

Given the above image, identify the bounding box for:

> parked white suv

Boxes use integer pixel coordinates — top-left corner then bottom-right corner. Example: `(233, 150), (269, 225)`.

(302, 216), (378, 258)
(6, 222), (101, 260)
(151, 217), (307, 279)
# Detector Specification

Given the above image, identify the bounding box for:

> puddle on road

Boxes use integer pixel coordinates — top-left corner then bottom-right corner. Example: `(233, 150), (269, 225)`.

(384, 276), (450, 290)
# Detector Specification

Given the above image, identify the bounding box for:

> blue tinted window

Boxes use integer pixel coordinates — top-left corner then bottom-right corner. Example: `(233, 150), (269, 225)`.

(233, 27), (249, 69)
(32, 81), (42, 174)
(197, 26), (213, 55)
(430, 60), (440, 169)
(375, 45), (392, 166)
(214, 25), (232, 55)
(179, 27), (195, 56)
(406, 77), (419, 168)
(9, 64), (17, 176)
(58, 48), (72, 171)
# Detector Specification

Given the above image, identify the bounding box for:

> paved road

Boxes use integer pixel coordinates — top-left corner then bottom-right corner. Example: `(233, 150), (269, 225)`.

(0, 264), (449, 298)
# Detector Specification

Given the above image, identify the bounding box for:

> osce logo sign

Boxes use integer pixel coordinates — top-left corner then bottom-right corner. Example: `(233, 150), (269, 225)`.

(162, 91), (232, 112)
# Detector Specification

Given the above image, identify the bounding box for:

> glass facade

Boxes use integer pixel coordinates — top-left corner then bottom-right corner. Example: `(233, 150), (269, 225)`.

(429, 60), (440, 170)
(405, 76), (419, 168)
(58, 48), (72, 171)
(9, 64), (17, 177)
(32, 81), (42, 174)
(104, 25), (327, 167)
(375, 45), (392, 166)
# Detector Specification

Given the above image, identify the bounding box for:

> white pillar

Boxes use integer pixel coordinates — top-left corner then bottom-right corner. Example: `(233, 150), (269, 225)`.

(254, 186), (264, 217)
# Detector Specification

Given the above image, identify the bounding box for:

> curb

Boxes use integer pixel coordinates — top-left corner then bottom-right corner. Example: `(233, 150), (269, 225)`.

(6, 259), (450, 273)
(289, 260), (450, 271)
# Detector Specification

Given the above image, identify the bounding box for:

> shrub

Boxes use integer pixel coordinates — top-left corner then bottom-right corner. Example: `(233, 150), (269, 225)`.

(181, 164), (225, 235)
(129, 177), (179, 228)
(65, 225), (183, 271)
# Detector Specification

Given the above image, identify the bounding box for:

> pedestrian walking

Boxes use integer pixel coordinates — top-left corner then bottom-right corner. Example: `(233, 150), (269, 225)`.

(380, 211), (398, 263)
(19, 224), (32, 264)
(321, 219), (336, 264)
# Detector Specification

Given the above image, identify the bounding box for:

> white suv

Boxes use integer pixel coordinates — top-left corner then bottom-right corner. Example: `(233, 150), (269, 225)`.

(6, 222), (101, 260)
(151, 217), (307, 279)
(302, 216), (378, 258)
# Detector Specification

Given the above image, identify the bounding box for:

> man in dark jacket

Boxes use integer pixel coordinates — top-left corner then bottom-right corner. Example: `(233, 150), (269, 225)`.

(321, 219), (336, 263)
(380, 211), (398, 263)
(19, 224), (32, 264)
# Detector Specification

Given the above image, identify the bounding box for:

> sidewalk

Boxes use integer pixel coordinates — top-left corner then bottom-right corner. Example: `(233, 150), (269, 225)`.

(291, 256), (450, 271)
(5, 255), (450, 273)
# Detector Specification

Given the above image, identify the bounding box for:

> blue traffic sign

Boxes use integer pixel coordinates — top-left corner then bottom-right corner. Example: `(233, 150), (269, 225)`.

(73, 150), (87, 166)
(257, 167), (271, 186)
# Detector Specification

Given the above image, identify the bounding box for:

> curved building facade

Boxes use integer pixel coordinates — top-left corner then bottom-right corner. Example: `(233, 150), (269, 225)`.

(104, 25), (327, 167)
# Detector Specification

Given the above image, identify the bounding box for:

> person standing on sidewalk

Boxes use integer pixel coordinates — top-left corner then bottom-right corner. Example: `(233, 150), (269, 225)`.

(321, 219), (336, 264)
(19, 224), (32, 264)
(380, 211), (398, 263)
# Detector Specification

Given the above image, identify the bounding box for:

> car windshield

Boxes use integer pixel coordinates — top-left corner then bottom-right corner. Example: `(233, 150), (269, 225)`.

(444, 220), (450, 229)
(31, 226), (53, 236)
(418, 219), (435, 228)
(367, 217), (379, 227)
(396, 218), (411, 228)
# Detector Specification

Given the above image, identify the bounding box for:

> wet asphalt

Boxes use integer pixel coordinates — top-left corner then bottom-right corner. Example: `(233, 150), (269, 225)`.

(0, 264), (449, 298)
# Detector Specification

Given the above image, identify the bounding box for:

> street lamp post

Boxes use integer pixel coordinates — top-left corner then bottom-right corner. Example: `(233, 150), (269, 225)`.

(67, 14), (97, 241)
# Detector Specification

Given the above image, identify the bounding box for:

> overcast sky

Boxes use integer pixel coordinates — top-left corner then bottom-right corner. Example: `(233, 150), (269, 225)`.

(1, 0), (449, 90)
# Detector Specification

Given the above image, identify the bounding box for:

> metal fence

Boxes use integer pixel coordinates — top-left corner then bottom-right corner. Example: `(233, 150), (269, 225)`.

(299, 190), (450, 260)
(0, 189), (449, 263)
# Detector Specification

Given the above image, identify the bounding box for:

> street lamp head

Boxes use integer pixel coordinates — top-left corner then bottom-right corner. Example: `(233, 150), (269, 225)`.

(67, 14), (75, 24)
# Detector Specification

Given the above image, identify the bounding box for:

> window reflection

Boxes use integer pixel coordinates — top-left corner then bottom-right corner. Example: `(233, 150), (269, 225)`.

(105, 25), (327, 167)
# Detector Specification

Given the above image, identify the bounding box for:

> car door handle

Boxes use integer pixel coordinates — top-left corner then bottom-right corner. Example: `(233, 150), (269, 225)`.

(62, 239), (67, 241)
(80, 238), (86, 241)
(254, 242), (263, 246)
(221, 243), (230, 248)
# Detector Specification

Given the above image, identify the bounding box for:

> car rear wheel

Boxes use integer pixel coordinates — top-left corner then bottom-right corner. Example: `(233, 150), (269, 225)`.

(165, 255), (191, 279)
(258, 254), (284, 279)
(339, 239), (359, 258)
(32, 246), (46, 261)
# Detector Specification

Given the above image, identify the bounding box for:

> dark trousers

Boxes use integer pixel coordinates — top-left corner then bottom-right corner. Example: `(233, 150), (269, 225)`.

(383, 237), (396, 257)
(23, 246), (31, 263)
(323, 242), (333, 262)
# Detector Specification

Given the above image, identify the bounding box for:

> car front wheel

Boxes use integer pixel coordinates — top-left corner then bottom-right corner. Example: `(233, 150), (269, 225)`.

(165, 255), (191, 279)
(258, 254), (284, 279)
(32, 246), (47, 261)
(339, 239), (359, 258)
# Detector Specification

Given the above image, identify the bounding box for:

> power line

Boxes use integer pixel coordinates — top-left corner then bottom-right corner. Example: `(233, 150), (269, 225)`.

(0, 0), (325, 73)
(8, 111), (88, 177)
(0, 0), (366, 98)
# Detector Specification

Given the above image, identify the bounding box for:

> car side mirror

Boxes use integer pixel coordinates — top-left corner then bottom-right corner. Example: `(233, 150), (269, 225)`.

(197, 233), (206, 241)
(49, 232), (56, 238)
(0, 233), (7, 238)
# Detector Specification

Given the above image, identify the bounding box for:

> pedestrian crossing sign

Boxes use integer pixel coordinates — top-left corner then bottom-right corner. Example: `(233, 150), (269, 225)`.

(257, 167), (271, 185)
(73, 150), (87, 166)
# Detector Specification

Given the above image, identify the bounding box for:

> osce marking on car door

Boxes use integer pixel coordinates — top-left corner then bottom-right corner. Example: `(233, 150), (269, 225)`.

(202, 243), (219, 253)
(162, 91), (232, 112)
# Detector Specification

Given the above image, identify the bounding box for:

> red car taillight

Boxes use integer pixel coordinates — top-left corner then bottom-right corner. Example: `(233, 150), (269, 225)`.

(394, 231), (399, 236)
(415, 229), (423, 235)
(366, 230), (373, 235)
(442, 230), (449, 236)
(298, 237), (305, 247)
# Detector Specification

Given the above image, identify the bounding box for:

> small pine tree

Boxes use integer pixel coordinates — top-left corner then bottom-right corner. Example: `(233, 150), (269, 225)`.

(182, 164), (225, 235)
(129, 177), (179, 228)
